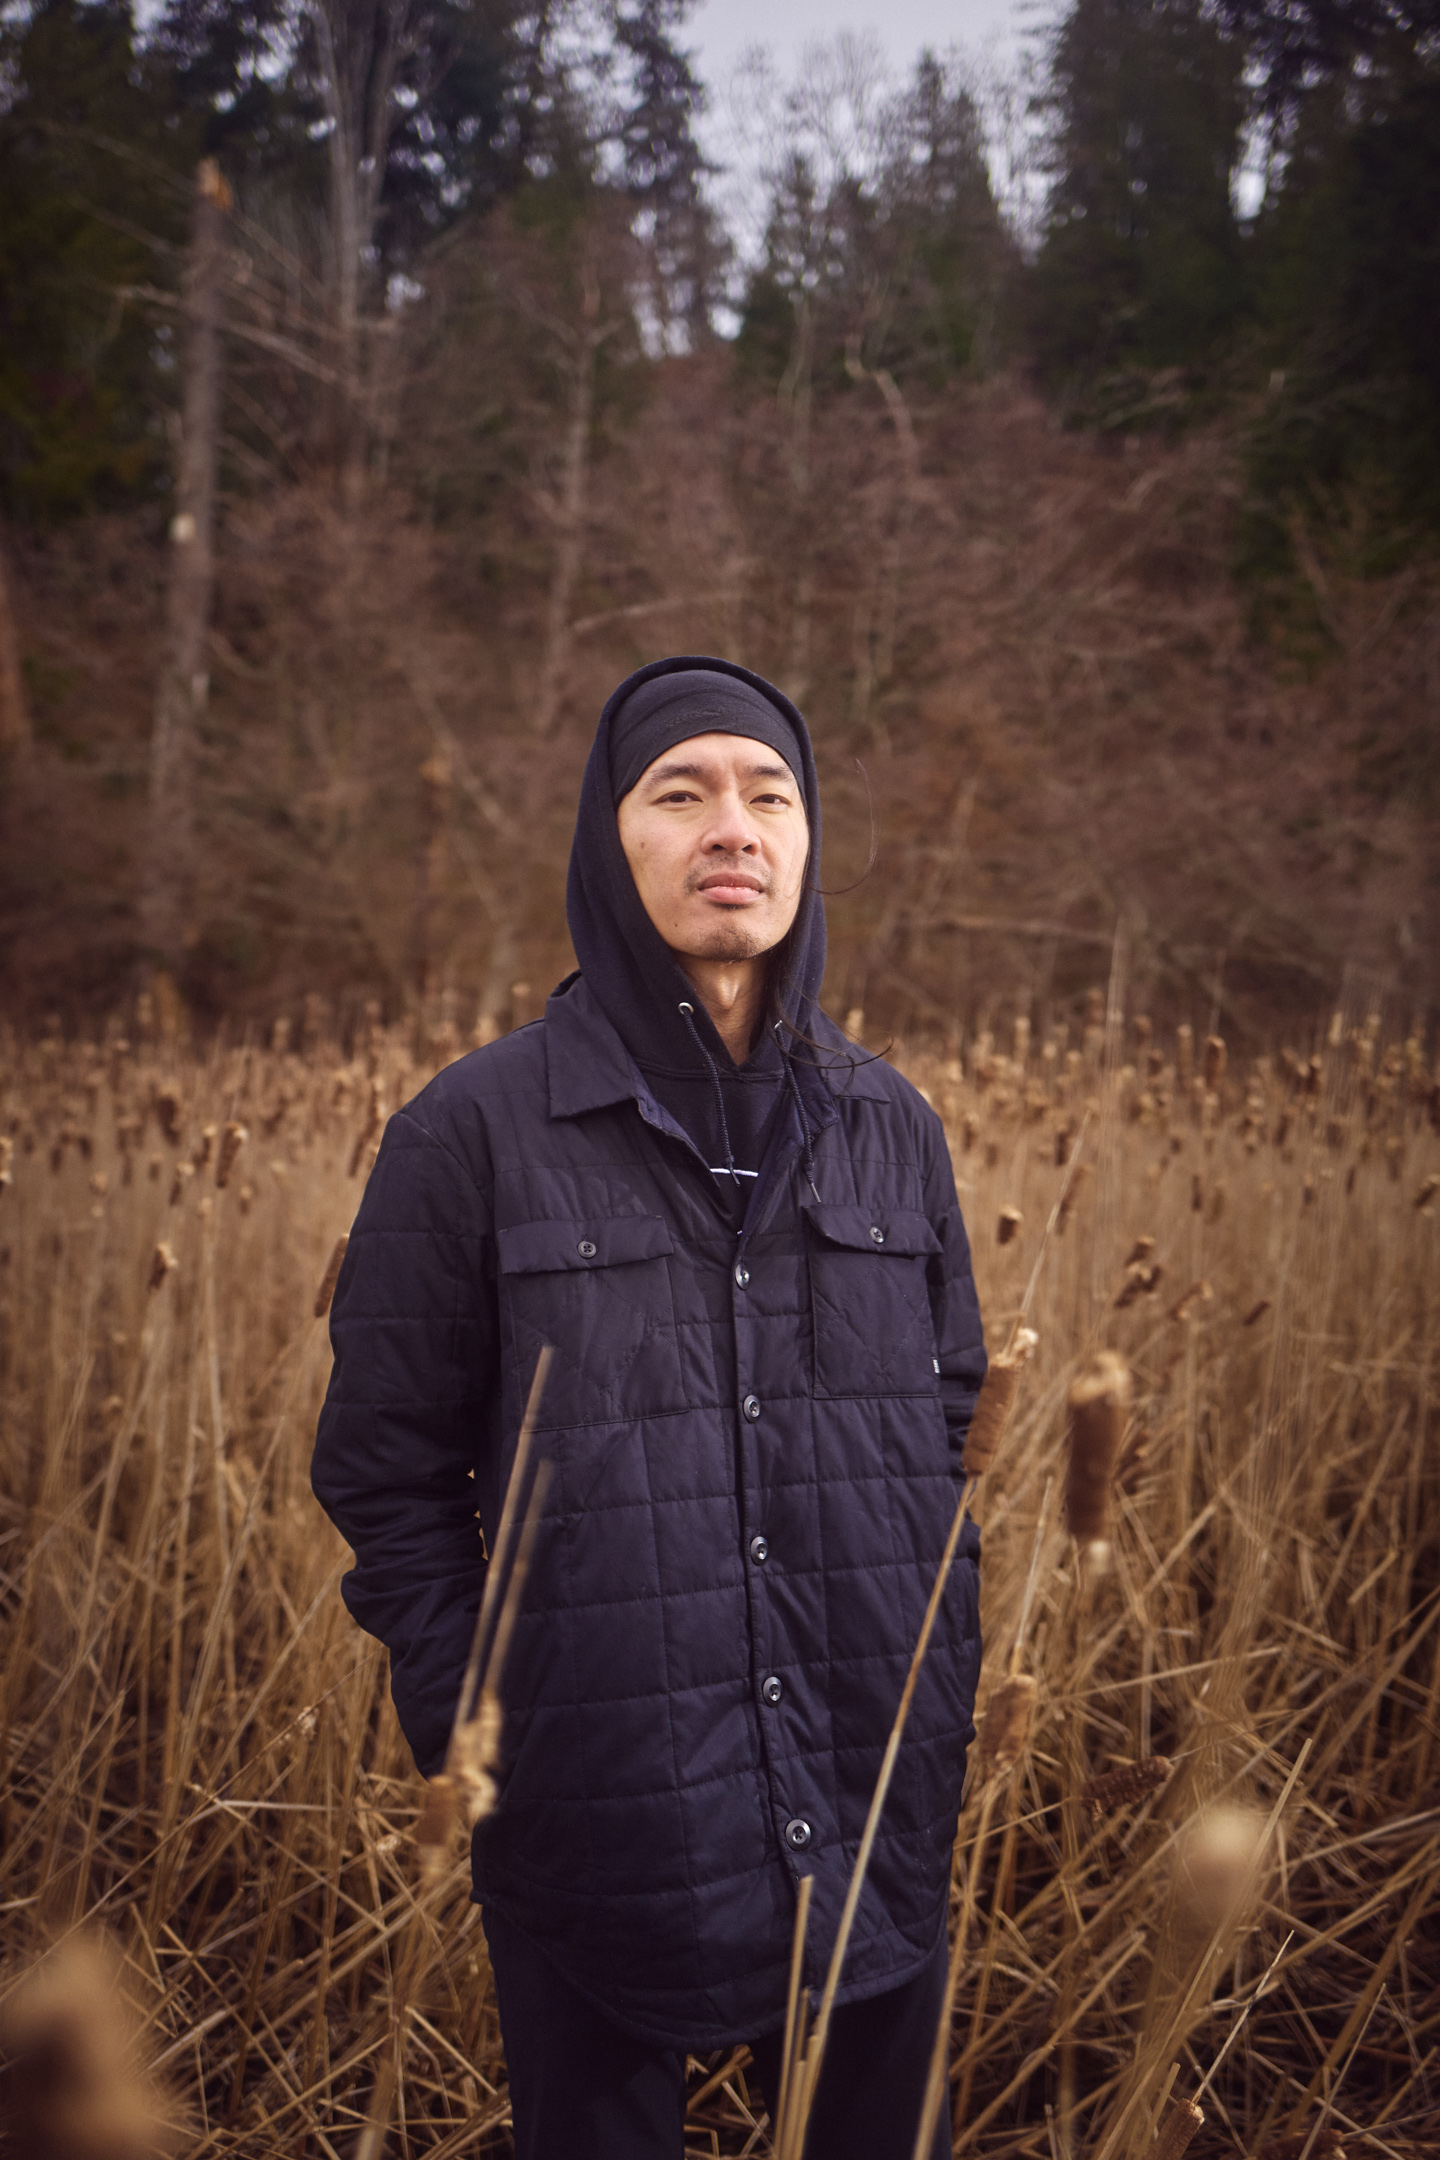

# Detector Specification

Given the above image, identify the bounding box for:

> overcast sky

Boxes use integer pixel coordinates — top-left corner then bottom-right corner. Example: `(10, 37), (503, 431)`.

(684, 0), (1038, 264)
(687, 0), (1024, 86)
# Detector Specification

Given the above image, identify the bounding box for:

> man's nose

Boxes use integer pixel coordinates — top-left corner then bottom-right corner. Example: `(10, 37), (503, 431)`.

(705, 791), (758, 853)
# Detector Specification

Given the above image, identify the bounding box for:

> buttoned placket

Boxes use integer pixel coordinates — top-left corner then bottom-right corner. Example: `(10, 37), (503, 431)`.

(636, 1061), (838, 1880)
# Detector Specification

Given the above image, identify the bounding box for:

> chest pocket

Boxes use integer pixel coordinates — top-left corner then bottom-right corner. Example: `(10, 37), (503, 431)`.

(803, 1203), (942, 1400)
(497, 1214), (681, 1431)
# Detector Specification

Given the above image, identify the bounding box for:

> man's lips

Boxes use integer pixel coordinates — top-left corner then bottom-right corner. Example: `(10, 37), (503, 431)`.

(695, 873), (765, 902)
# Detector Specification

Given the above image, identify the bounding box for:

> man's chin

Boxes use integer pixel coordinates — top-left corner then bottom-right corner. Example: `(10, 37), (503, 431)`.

(681, 921), (777, 963)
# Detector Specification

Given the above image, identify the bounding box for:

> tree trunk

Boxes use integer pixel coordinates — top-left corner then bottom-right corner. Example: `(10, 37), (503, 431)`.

(0, 520), (31, 760)
(142, 159), (230, 976)
(779, 299), (814, 707)
(309, 0), (414, 504)
(534, 267), (607, 738)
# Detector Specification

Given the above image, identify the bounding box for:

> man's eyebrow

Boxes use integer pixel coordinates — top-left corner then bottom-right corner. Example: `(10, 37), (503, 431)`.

(644, 758), (795, 784)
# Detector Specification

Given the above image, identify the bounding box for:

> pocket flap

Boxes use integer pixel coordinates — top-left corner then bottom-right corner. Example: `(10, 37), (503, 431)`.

(802, 1203), (941, 1258)
(497, 1213), (674, 1276)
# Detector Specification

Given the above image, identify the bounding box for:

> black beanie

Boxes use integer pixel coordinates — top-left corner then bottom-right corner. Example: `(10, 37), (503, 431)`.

(608, 667), (803, 805)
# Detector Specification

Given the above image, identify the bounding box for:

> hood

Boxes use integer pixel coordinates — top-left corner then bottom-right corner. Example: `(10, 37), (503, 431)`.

(564, 654), (827, 1078)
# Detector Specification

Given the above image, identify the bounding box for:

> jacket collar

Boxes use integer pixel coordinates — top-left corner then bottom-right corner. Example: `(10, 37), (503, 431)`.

(544, 970), (891, 1121)
(545, 974), (641, 1118)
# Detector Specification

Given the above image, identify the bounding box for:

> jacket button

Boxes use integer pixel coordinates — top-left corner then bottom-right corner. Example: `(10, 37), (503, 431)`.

(869, 1225), (885, 1245)
(734, 1261), (750, 1287)
(762, 1675), (783, 1705)
(577, 1239), (597, 1258)
(749, 1535), (769, 1564)
(742, 1394), (761, 1421)
(784, 1818), (812, 1851)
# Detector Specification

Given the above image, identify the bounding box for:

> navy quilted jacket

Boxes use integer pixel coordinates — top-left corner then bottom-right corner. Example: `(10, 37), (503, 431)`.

(312, 659), (986, 2049)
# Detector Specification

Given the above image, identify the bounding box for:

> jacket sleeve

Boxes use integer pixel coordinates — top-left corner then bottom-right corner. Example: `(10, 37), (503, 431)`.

(311, 1105), (495, 1777)
(921, 1109), (988, 1479)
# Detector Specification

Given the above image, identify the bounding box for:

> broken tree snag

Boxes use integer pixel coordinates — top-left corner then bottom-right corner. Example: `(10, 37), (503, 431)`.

(0, 518), (31, 759)
(143, 157), (231, 976)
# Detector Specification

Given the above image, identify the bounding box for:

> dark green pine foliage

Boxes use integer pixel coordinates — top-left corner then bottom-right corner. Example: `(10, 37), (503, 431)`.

(278, 0), (525, 264)
(874, 54), (1009, 382)
(1032, 0), (1247, 416)
(0, 0), (198, 519)
(607, 0), (721, 340)
(147, 0), (321, 185)
(736, 54), (1008, 395)
(1235, 5), (1440, 582)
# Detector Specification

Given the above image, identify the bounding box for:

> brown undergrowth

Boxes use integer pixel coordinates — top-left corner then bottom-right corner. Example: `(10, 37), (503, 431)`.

(1, 1001), (1437, 2156)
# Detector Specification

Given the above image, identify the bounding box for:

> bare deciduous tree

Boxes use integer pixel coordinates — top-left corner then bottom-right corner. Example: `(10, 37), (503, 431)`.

(143, 158), (230, 977)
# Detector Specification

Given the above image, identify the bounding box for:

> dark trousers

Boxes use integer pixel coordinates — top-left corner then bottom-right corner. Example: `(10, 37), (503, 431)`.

(483, 1905), (951, 2160)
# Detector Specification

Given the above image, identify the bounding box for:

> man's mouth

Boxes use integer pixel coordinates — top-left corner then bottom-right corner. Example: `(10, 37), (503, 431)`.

(695, 872), (766, 904)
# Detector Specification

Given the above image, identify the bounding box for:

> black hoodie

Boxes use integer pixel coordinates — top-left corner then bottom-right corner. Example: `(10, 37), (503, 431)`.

(565, 655), (828, 1221)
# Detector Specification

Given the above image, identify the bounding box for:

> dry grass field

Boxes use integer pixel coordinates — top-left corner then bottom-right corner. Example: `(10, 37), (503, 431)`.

(2, 994), (1438, 2159)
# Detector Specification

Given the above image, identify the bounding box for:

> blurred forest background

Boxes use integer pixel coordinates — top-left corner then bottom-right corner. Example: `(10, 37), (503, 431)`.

(1, 0), (1437, 1045)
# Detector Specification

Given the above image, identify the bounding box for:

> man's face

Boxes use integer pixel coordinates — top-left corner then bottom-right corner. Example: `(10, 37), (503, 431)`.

(617, 732), (810, 965)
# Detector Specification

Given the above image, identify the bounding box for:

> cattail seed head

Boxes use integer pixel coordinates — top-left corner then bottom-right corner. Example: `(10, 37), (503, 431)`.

(415, 1774), (460, 1883)
(1244, 1298), (1272, 1327)
(1153, 2096), (1204, 2160)
(1202, 1035), (1227, 1090)
(215, 1121), (247, 1188)
(1081, 1754), (1172, 1821)
(979, 1673), (1037, 1778)
(147, 1242), (178, 1294)
(997, 1205), (1023, 1246)
(1416, 1174), (1440, 1212)
(1172, 1803), (1268, 1934)
(313, 1234), (350, 1320)
(153, 1083), (183, 1145)
(1123, 1235), (1155, 1267)
(1170, 1280), (1213, 1324)
(452, 1687), (504, 1827)
(348, 1080), (384, 1178)
(0, 1133), (12, 1188)
(1065, 1350), (1132, 1548)
(0, 1938), (184, 2160)
(1114, 1260), (1163, 1309)
(963, 1327), (1038, 1476)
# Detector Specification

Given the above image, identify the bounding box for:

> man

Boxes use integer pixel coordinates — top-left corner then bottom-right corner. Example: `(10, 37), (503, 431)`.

(312, 657), (986, 2159)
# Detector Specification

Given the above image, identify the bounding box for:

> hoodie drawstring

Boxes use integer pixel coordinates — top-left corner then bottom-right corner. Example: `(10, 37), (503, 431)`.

(677, 1003), (740, 1198)
(676, 1000), (821, 1212)
(775, 1020), (821, 1202)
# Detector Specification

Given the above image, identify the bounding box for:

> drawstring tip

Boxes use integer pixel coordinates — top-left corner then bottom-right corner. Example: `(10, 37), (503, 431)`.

(808, 1177), (821, 1202)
